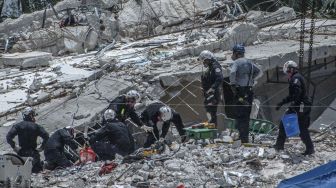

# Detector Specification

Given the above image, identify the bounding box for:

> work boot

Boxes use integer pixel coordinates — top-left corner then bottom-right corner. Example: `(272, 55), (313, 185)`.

(272, 144), (284, 151)
(302, 149), (315, 156)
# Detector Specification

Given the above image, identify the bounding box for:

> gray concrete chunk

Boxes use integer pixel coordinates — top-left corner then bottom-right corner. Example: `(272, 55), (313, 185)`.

(0, 51), (51, 68)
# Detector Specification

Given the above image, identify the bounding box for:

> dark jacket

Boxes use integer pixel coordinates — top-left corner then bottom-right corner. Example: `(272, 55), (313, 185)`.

(89, 120), (134, 153)
(44, 128), (78, 152)
(6, 121), (49, 150)
(108, 95), (142, 126)
(281, 72), (311, 114)
(201, 60), (224, 104)
(140, 102), (185, 139)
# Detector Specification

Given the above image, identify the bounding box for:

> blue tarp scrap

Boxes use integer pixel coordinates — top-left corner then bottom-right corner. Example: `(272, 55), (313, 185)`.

(278, 160), (336, 188)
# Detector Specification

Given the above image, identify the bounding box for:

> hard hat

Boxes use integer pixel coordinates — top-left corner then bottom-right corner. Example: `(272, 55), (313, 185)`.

(159, 106), (173, 122)
(232, 44), (245, 54)
(65, 126), (75, 137)
(125, 90), (140, 101)
(283, 60), (298, 74)
(198, 50), (215, 62)
(104, 109), (116, 121)
(22, 107), (37, 117)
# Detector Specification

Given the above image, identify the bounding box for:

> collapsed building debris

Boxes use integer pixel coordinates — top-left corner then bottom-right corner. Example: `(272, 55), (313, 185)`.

(30, 132), (336, 187)
(0, 0), (336, 187)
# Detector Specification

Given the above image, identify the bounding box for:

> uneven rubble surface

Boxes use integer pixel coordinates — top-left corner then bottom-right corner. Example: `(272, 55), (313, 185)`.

(32, 133), (336, 188)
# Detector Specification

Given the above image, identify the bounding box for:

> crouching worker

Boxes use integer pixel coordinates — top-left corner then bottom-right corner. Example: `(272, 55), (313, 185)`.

(44, 127), (78, 170)
(6, 107), (49, 173)
(89, 109), (135, 160)
(141, 102), (186, 148)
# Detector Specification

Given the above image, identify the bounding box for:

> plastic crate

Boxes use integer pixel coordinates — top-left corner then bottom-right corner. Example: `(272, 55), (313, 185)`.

(224, 118), (276, 134)
(184, 128), (218, 140)
(249, 118), (275, 134)
(224, 118), (236, 129)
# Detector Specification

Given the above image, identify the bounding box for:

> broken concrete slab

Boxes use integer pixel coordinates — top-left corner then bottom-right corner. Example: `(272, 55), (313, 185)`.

(249, 7), (296, 28)
(63, 26), (98, 54)
(0, 51), (52, 68)
(310, 98), (336, 132)
(37, 76), (133, 132)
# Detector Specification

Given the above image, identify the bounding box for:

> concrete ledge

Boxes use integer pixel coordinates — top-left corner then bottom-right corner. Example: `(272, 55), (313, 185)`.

(0, 51), (52, 68)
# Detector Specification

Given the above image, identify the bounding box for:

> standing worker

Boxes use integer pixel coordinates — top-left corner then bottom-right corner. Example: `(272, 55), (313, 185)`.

(141, 102), (186, 147)
(44, 127), (78, 170)
(229, 44), (261, 143)
(198, 50), (224, 126)
(6, 107), (49, 173)
(107, 90), (152, 132)
(89, 109), (135, 160)
(274, 60), (314, 155)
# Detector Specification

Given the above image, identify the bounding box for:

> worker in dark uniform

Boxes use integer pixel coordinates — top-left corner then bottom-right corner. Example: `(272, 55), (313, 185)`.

(107, 90), (152, 132)
(275, 60), (314, 155)
(230, 44), (261, 143)
(198, 50), (224, 126)
(89, 109), (135, 160)
(141, 102), (186, 147)
(44, 127), (78, 170)
(6, 107), (49, 173)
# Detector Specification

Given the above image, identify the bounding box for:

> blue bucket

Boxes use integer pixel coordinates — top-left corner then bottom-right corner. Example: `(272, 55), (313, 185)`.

(282, 113), (300, 137)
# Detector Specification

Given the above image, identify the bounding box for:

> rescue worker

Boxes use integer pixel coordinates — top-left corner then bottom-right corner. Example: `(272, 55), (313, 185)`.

(89, 109), (135, 160)
(140, 102), (186, 147)
(274, 60), (314, 155)
(6, 107), (49, 173)
(44, 127), (78, 170)
(198, 50), (224, 126)
(229, 44), (261, 143)
(107, 90), (152, 132)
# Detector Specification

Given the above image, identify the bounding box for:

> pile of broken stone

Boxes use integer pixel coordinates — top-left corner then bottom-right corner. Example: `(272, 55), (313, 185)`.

(31, 132), (336, 188)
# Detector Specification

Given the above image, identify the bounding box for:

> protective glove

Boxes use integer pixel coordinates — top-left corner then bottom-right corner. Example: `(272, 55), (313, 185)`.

(275, 102), (283, 111)
(14, 146), (21, 153)
(206, 88), (215, 94)
(159, 137), (165, 142)
(37, 146), (43, 152)
(142, 125), (153, 132)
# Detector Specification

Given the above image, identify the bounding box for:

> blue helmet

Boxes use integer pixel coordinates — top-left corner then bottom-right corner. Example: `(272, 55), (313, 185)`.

(232, 44), (245, 54)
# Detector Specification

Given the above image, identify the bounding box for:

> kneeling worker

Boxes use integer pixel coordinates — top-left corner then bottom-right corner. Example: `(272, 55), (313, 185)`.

(44, 127), (78, 170)
(141, 102), (186, 147)
(107, 90), (152, 132)
(89, 109), (135, 160)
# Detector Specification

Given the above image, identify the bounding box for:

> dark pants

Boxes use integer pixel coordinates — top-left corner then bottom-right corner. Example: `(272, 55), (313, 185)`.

(205, 105), (218, 125)
(144, 133), (158, 148)
(18, 149), (42, 173)
(204, 90), (220, 126)
(44, 149), (72, 170)
(91, 142), (128, 160)
(234, 87), (253, 143)
(275, 112), (314, 152)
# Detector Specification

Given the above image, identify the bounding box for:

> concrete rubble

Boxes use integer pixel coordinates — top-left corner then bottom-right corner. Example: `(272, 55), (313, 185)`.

(0, 0), (336, 187)
(30, 132), (336, 187)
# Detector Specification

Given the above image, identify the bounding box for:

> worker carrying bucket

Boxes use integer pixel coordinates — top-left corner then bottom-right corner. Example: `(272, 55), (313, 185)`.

(274, 60), (314, 155)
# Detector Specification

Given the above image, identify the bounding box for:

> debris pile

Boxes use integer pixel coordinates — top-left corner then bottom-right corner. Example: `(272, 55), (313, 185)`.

(31, 133), (336, 188)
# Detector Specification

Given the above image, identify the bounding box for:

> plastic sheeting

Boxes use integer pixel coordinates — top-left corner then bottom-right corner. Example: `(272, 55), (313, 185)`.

(278, 160), (336, 188)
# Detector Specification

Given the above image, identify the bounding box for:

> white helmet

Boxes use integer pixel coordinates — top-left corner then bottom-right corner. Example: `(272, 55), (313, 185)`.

(126, 90), (140, 101)
(22, 107), (37, 117)
(104, 109), (116, 121)
(159, 106), (173, 122)
(198, 50), (215, 62)
(283, 60), (298, 74)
